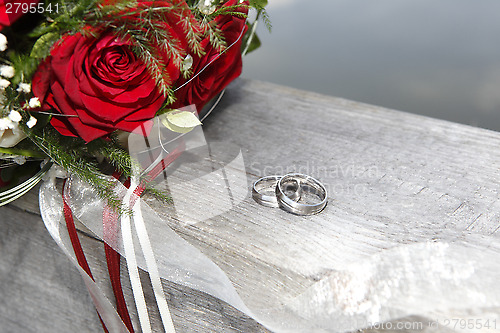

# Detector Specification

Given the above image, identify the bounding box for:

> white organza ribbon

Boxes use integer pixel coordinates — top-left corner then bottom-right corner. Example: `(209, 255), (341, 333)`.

(120, 180), (152, 333)
(39, 168), (500, 333)
(39, 175), (130, 333)
(38, 118), (500, 332)
(122, 177), (176, 333)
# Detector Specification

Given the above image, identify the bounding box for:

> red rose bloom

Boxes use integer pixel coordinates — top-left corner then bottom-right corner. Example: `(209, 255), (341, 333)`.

(0, 0), (40, 31)
(33, 30), (181, 142)
(171, 0), (248, 112)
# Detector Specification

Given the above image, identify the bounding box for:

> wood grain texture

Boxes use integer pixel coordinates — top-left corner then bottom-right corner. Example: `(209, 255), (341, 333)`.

(2, 78), (500, 332)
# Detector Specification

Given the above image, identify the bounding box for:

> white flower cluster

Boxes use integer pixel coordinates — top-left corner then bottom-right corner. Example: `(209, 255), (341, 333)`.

(0, 107), (38, 148)
(0, 111), (27, 148)
(0, 33), (33, 93)
(0, 109), (37, 148)
(0, 33), (11, 89)
(0, 33), (7, 52)
(0, 33), (38, 148)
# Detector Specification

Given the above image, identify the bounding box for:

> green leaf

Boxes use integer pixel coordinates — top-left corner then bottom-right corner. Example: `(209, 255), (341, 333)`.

(0, 132), (46, 158)
(249, 0), (268, 9)
(160, 110), (202, 134)
(0, 146), (47, 158)
(242, 29), (261, 54)
(30, 32), (59, 59)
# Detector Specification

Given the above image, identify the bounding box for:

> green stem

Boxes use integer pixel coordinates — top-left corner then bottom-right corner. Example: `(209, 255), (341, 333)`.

(242, 9), (261, 56)
(0, 146), (47, 158)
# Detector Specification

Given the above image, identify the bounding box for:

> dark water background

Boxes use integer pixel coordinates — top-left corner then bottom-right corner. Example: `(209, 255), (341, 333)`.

(242, 0), (500, 132)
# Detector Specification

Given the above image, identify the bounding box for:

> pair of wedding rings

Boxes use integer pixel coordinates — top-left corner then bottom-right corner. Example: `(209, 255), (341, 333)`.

(252, 173), (328, 215)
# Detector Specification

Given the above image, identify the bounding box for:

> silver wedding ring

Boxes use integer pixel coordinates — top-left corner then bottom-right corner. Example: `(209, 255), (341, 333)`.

(252, 175), (300, 208)
(252, 173), (327, 215)
(276, 173), (327, 215)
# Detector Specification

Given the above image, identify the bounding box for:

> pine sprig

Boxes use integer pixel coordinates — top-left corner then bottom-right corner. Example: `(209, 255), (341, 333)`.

(201, 18), (226, 53)
(83, 3), (201, 101)
(145, 19), (186, 69)
(143, 186), (173, 204)
(179, 15), (206, 57)
(23, 124), (125, 212)
(85, 138), (136, 177)
(130, 36), (176, 102)
(259, 8), (272, 32)
(30, 0), (101, 37)
(210, 4), (250, 18)
(0, 0), (270, 212)
(8, 53), (43, 88)
(19, 111), (171, 212)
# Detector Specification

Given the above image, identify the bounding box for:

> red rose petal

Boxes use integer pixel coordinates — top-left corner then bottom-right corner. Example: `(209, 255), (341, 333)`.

(31, 2), (204, 141)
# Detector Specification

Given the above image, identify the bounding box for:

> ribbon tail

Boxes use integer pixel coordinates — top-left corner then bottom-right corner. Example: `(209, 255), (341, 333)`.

(63, 179), (110, 333)
(104, 235), (134, 332)
(103, 174), (135, 332)
(39, 178), (130, 333)
(131, 189), (176, 333)
(121, 182), (152, 333)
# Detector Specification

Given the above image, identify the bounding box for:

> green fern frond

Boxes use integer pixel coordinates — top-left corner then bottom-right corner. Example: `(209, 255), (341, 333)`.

(210, 5), (250, 18)
(143, 186), (172, 204)
(179, 15), (205, 57)
(24, 126), (125, 212)
(201, 19), (226, 52)
(259, 8), (272, 32)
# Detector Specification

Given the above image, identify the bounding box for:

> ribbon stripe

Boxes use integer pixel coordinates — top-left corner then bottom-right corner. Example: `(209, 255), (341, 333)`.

(41, 177), (132, 332)
(63, 179), (93, 278)
(106, 172), (135, 333)
(56, 140), (186, 333)
(121, 182), (153, 333)
(104, 244), (134, 332)
(132, 192), (176, 333)
(63, 179), (110, 333)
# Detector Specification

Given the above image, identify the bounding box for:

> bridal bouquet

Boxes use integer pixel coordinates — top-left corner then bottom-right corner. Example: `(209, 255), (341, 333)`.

(0, 1), (269, 331)
(0, 0), (268, 207)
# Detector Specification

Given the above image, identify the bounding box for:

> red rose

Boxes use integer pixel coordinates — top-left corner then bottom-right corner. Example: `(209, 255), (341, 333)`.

(171, 0), (248, 112)
(0, 0), (40, 31)
(33, 30), (181, 142)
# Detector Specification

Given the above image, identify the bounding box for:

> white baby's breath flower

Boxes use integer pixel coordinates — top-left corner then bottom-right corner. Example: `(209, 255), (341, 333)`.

(29, 97), (41, 108)
(26, 116), (37, 128)
(17, 83), (31, 93)
(0, 117), (13, 130)
(0, 78), (10, 89)
(0, 116), (26, 148)
(0, 33), (7, 52)
(8, 110), (22, 123)
(0, 65), (14, 78)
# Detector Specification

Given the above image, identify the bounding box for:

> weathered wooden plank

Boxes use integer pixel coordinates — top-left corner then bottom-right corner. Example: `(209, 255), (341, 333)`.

(0, 205), (102, 333)
(0, 205), (269, 332)
(147, 79), (500, 330)
(3, 78), (500, 332)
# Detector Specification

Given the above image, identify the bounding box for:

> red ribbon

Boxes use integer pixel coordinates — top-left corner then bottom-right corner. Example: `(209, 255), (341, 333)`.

(63, 178), (109, 333)
(62, 139), (185, 332)
(103, 174), (134, 333)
